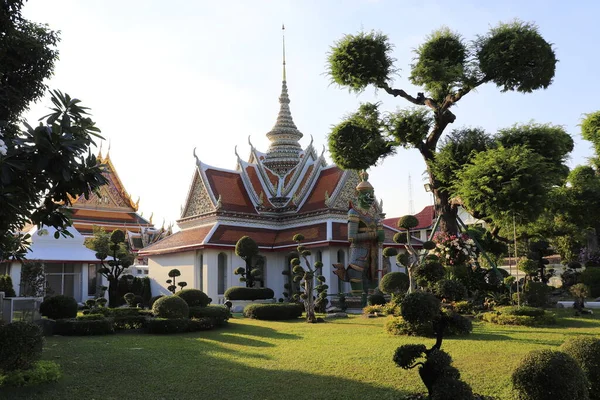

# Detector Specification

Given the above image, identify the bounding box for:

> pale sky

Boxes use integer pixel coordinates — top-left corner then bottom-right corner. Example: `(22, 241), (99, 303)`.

(21, 0), (599, 230)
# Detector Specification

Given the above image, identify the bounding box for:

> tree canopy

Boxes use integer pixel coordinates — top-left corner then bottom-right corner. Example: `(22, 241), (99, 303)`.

(327, 20), (558, 234)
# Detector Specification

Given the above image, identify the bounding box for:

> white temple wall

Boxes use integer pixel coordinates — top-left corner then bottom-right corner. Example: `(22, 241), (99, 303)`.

(147, 251), (196, 297)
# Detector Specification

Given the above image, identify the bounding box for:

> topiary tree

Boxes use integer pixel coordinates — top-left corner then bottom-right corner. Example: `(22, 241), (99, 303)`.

(290, 234), (327, 323)
(165, 269), (186, 294)
(561, 336), (600, 400)
(234, 236), (262, 288)
(87, 227), (134, 307)
(39, 295), (78, 320)
(0, 274), (16, 297)
(393, 292), (472, 399)
(378, 271), (409, 297)
(152, 295), (189, 319)
(176, 288), (210, 307)
(435, 279), (467, 302)
(511, 349), (589, 400)
(327, 22), (560, 237)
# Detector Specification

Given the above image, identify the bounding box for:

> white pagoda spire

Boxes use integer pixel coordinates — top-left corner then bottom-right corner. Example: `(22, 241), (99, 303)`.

(263, 24), (303, 176)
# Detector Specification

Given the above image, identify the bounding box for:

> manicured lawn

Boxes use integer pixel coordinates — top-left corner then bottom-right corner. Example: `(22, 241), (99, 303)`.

(4, 310), (600, 400)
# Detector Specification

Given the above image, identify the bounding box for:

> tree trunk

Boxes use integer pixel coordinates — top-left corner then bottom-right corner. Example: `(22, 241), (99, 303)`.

(434, 188), (459, 236)
(305, 279), (316, 323)
(108, 276), (119, 308)
(245, 259), (253, 288)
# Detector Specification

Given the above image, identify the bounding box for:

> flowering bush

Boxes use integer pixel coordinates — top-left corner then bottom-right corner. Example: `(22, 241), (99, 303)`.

(432, 232), (476, 266)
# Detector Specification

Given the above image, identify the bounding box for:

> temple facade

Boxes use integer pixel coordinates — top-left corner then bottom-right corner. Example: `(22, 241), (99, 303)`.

(140, 62), (413, 303)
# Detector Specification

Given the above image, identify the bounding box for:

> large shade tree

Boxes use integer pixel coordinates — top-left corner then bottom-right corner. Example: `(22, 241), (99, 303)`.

(0, 0), (106, 259)
(327, 21), (557, 235)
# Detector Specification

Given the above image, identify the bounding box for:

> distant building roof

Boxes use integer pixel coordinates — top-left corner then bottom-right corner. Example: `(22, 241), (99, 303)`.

(383, 205), (435, 231)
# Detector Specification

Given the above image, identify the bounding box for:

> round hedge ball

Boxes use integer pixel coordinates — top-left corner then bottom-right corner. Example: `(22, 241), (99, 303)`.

(39, 295), (78, 320)
(397, 215), (419, 230)
(379, 272), (409, 295)
(561, 336), (600, 398)
(152, 295), (190, 319)
(401, 291), (440, 325)
(511, 349), (588, 400)
(175, 289), (210, 307)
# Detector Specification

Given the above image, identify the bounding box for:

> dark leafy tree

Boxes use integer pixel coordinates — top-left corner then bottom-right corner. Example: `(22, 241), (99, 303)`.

(87, 228), (134, 307)
(234, 236), (262, 288)
(327, 21), (557, 235)
(166, 269), (186, 293)
(0, 2), (106, 260)
(290, 234), (328, 323)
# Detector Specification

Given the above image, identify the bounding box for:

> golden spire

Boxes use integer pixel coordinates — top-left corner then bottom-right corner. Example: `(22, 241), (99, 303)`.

(282, 23), (286, 81)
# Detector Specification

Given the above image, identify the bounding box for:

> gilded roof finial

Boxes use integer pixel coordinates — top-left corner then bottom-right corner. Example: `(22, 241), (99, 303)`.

(282, 23), (286, 81)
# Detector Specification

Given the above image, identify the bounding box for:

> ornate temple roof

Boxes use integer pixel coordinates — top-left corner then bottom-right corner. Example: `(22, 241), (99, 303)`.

(383, 205), (435, 232)
(67, 150), (154, 236)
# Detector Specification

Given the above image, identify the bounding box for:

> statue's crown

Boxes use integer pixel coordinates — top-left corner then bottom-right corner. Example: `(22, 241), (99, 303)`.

(356, 171), (373, 192)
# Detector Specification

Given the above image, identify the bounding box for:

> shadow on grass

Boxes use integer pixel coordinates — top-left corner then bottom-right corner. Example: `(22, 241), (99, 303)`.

(227, 319), (303, 340)
(3, 331), (413, 400)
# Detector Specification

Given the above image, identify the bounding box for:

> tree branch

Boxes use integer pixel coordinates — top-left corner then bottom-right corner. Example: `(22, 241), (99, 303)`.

(407, 362), (425, 370)
(381, 84), (439, 110)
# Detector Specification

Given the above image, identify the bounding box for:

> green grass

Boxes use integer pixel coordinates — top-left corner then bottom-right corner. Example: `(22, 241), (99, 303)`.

(4, 310), (600, 400)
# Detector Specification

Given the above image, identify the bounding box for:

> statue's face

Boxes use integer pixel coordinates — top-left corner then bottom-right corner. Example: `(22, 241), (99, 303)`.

(358, 190), (375, 209)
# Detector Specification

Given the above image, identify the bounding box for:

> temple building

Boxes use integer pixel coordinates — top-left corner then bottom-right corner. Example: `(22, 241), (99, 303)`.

(140, 50), (413, 303)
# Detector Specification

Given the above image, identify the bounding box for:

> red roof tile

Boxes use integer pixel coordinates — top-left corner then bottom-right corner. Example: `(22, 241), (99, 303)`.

(383, 205), (435, 231)
(208, 223), (327, 248)
(296, 164), (314, 197)
(265, 168), (279, 188)
(205, 169), (257, 214)
(299, 167), (344, 213)
(245, 166), (273, 207)
(139, 225), (214, 255)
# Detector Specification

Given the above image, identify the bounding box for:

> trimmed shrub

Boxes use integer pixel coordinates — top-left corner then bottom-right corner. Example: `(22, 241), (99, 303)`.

(0, 275), (16, 297)
(243, 303), (303, 320)
(367, 293), (386, 306)
(435, 279), (467, 302)
(0, 360), (61, 387)
(401, 291), (440, 325)
(189, 305), (230, 326)
(363, 304), (386, 315)
(99, 308), (144, 317)
(499, 306), (545, 317)
(379, 272), (409, 295)
(452, 301), (473, 315)
(481, 307), (557, 326)
(75, 314), (106, 321)
(413, 260), (445, 288)
(112, 316), (147, 330)
(581, 268), (600, 298)
(175, 289), (211, 307)
(0, 322), (44, 372)
(224, 286), (275, 301)
(431, 376), (473, 400)
(146, 318), (189, 334)
(561, 336), (600, 399)
(39, 295), (78, 320)
(511, 349), (588, 400)
(149, 295), (164, 308)
(152, 295), (189, 319)
(385, 316), (434, 336)
(442, 310), (473, 336)
(53, 319), (114, 336)
(188, 317), (215, 332)
(522, 281), (551, 307)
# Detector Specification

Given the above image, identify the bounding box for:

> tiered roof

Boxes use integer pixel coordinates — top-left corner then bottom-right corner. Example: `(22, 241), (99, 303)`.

(67, 152), (154, 239)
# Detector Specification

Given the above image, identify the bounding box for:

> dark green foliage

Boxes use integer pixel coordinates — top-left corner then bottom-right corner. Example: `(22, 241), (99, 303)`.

(452, 301), (474, 315)
(146, 318), (190, 334)
(396, 252), (409, 266)
(141, 277), (152, 306)
(393, 344), (427, 368)
(385, 316), (434, 337)
(410, 28), (468, 102)
(175, 289), (211, 307)
(243, 303), (303, 320)
(581, 111), (600, 157)
(189, 305), (230, 326)
(53, 319), (114, 336)
(328, 102), (395, 171)
(0, 322), (44, 372)
(413, 260), (445, 288)
(455, 145), (550, 225)
(522, 281), (551, 307)
(152, 295), (189, 319)
(39, 295), (78, 320)
(397, 215), (419, 230)
(476, 20), (556, 93)
(481, 306), (556, 326)
(327, 31), (394, 92)
(379, 272), (409, 295)
(95, 307), (144, 318)
(76, 314), (105, 321)
(511, 350), (588, 400)
(111, 316), (147, 331)
(0, 360), (61, 387)
(19, 262), (45, 297)
(224, 286), (274, 301)
(499, 306), (546, 317)
(435, 279), (467, 302)
(149, 295), (164, 308)
(382, 247), (398, 257)
(442, 310), (473, 336)
(235, 236), (262, 288)
(561, 336), (600, 399)
(401, 291), (440, 325)
(188, 317), (216, 332)
(384, 108), (432, 148)
(422, 241), (436, 251)
(433, 128), (494, 192)
(0, 275), (16, 297)
(431, 376), (473, 400)
(580, 268), (600, 298)
(367, 293), (386, 306)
